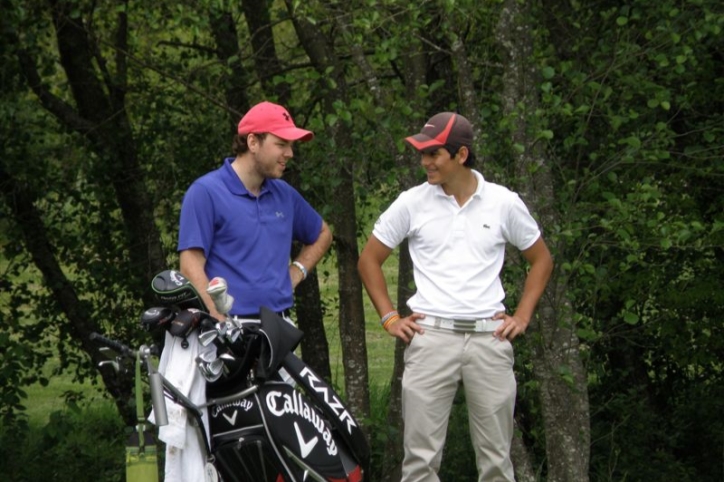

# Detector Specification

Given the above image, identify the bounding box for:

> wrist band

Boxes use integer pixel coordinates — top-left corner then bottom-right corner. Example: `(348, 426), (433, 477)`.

(292, 261), (308, 280)
(383, 314), (401, 331)
(380, 310), (398, 327)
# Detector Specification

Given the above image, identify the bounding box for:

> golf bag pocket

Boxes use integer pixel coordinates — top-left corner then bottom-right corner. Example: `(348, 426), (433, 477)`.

(213, 434), (285, 482)
(260, 384), (363, 481)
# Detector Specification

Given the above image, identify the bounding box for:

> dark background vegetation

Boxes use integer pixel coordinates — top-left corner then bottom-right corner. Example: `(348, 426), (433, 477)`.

(1, 1), (723, 481)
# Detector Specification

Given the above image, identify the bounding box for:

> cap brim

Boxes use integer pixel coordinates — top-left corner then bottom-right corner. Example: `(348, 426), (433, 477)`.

(404, 134), (445, 152)
(270, 127), (314, 142)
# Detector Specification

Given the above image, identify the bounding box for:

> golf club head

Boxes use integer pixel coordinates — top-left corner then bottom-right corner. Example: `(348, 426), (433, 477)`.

(216, 321), (229, 338)
(98, 360), (120, 372)
(207, 359), (225, 378)
(152, 270), (208, 312)
(169, 308), (204, 338)
(218, 352), (236, 362)
(197, 351), (218, 363)
(197, 360), (222, 382)
(197, 363), (211, 380)
(230, 317), (244, 329)
(207, 277), (234, 315)
(198, 328), (219, 347)
(225, 327), (241, 343)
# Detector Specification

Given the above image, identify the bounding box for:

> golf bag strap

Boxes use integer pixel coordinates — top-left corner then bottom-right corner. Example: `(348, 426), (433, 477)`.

(135, 352), (146, 450)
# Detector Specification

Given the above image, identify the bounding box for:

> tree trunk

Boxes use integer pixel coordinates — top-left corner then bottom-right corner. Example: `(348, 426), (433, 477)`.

(47, 0), (167, 294)
(496, 1), (591, 481)
(208, 6), (248, 129)
(284, 0), (371, 420)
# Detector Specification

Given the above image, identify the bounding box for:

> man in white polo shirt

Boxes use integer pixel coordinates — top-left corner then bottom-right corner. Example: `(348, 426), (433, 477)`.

(358, 112), (553, 482)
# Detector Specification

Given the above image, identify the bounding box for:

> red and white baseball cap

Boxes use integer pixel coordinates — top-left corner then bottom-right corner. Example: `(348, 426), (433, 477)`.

(405, 112), (473, 152)
(237, 101), (314, 142)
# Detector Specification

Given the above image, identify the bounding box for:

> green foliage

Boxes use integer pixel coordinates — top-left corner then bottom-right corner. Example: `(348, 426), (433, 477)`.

(438, 389), (478, 481)
(364, 383), (396, 481)
(523, 1), (724, 480)
(590, 379), (724, 482)
(0, 402), (126, 482)
(2, 0), (724, 478)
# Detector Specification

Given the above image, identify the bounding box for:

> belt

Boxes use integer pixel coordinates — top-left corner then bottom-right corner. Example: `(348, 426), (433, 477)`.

(417, 316), (502, 333)
(230, 309), (291, 320)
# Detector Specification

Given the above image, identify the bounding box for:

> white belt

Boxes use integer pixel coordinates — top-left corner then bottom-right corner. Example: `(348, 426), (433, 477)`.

(417, 317), (502, 333)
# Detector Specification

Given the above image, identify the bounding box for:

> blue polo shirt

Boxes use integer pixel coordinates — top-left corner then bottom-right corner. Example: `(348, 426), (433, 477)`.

(178, 158), (323, 314)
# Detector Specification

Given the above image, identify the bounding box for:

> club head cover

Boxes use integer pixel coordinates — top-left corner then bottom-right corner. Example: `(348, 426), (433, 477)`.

(151, 270), (208, 312)
(256, 306), (303, 381)
(140, 306), (175, 332)
(207, 277), (234, 314)
(169, 308), (204, 338)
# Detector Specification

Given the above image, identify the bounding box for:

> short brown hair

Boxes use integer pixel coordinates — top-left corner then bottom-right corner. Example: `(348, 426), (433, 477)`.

(231, 133), (267, 155)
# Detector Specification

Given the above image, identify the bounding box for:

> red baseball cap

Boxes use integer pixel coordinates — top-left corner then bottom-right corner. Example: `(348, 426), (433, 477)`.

(405, 112), (473, 152)
(237, 101), (314, 142)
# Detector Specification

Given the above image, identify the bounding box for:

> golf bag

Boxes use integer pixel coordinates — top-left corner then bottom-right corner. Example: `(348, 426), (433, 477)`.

(146, 270), (369, 481)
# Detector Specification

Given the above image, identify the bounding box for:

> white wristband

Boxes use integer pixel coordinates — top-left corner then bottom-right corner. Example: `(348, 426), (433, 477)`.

(292, 261), (308, 280)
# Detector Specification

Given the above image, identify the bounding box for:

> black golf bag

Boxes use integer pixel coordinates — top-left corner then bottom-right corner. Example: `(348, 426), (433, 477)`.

(150, 270), (369, 481)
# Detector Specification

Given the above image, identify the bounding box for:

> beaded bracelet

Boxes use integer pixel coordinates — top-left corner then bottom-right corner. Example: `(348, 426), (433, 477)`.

(292, 261), (308, 280)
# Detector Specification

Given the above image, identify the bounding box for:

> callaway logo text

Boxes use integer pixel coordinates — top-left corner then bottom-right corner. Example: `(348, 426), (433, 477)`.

(266, 390), (338, 456)
(211, 398), (254, 419)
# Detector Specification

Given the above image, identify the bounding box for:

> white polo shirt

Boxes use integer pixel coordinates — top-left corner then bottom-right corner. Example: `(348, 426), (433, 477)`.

(372, 170), (541, 319)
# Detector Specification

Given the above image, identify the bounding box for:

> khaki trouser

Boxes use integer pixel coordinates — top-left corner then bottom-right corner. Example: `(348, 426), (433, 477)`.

(401, 327), (516, 482)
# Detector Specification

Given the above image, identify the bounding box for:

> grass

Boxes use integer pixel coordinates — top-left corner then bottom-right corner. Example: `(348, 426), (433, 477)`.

(24, 367), (111, 427)
(317, 245), (400, 390)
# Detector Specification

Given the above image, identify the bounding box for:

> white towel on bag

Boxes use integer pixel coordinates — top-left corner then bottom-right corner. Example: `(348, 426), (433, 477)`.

(149, 331), (212, 482)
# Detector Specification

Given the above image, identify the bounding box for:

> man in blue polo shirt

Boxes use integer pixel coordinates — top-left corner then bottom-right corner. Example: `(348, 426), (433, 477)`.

(178, 101), (332, 321)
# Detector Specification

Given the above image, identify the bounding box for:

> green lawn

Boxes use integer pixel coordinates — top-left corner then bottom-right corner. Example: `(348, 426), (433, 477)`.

(318, 247), (400, 390)
(25, 374), (111, 427)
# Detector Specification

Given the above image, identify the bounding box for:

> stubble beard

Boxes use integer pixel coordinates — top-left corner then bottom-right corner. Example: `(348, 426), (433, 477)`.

(254, 155), (284, 180)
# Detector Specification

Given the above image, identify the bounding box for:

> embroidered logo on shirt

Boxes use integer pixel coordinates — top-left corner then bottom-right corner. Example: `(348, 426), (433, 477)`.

(483, 224), (491, 229)
(276, 211), (285, 218)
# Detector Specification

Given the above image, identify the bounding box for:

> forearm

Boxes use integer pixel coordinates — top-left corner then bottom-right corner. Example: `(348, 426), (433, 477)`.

(358, 256), (395, 317)
(290, 221), (333, 288)
(513, 238), (554, 325)
(364, 276), (396, 318)
(513, 262), (552, 324)
(179, 249), (224, 320)
(295, 222), (332, 270)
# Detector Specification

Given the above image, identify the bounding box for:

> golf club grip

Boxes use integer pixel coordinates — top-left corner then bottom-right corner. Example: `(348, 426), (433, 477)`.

(90, 332), (134, 358)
